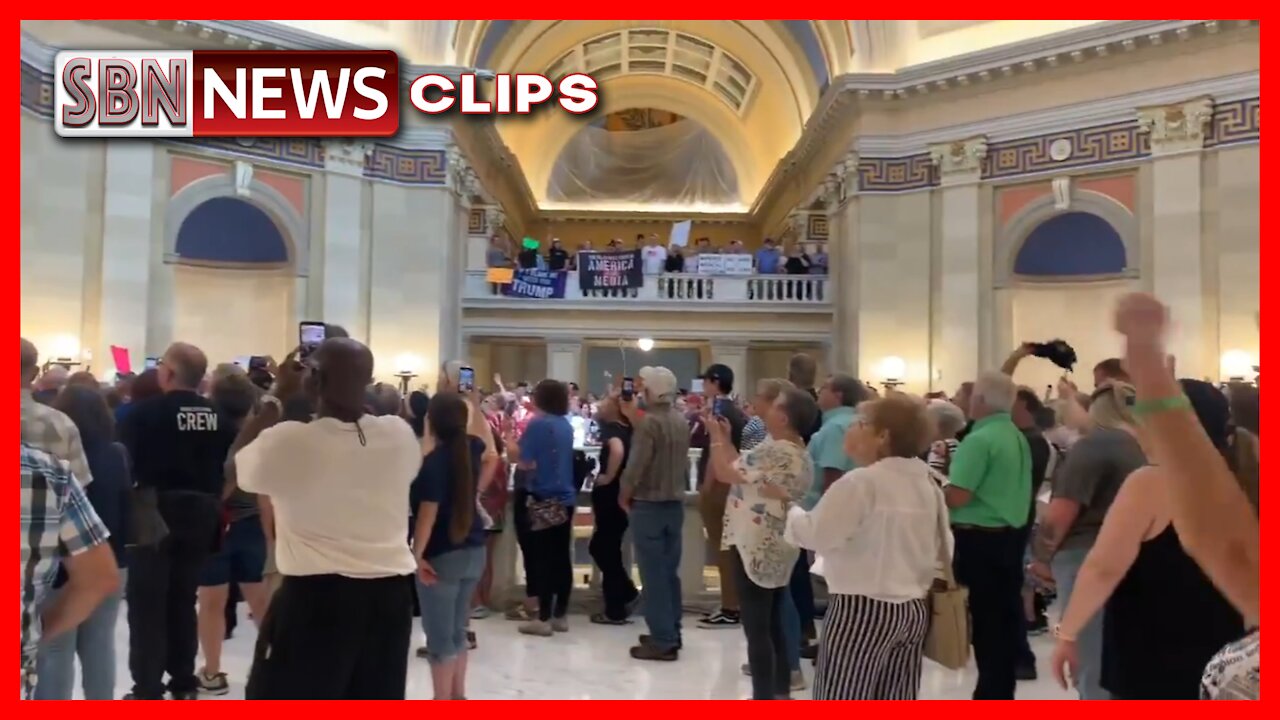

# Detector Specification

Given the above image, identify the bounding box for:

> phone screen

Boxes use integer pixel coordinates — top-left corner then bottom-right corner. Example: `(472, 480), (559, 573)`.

(248, 356), (268, 371)
(713, 397), (727, 416)
(621, 377), (634, 401)
(458, 366), (475, 393)
(144, 357), (158, 370)
(299, 322), (326, 359)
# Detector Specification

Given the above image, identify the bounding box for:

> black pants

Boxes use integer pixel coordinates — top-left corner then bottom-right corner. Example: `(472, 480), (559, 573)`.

(513, 486), (535, 600)
(952, 526), (1025, 700)
(246, 574), (412, 699)
(127, 491), (221, 698)
(589, 482), (638, 620)
(731, 550), (790, 700)
(525, 514), (573, 622)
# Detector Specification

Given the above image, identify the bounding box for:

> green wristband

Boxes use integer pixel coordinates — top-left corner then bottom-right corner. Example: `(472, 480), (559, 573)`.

(1132, 395), (1192, 417)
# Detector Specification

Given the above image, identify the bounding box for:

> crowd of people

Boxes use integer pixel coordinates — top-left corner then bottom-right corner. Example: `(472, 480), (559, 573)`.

(19, 292), (1260, 701)
(490, 233), (829, 276)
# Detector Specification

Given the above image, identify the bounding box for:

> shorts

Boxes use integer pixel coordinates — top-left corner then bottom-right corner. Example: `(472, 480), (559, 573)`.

(199, 516), (267, 587)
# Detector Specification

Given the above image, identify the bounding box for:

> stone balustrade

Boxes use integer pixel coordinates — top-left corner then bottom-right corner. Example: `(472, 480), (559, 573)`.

(463, 270), (830, 308)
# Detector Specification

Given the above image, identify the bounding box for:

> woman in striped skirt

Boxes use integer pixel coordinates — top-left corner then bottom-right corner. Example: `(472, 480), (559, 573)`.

(785, 394), (951, 700)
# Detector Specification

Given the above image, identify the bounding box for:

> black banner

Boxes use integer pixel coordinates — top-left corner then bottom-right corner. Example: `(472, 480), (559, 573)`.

(578, 249), (644, 292)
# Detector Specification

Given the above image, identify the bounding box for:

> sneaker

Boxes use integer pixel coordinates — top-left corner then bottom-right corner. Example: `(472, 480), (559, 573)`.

(639, 633), (682, 651)
(466, 631), (478, 649)
(415, 646), (430, 659)
(790, 670), (807, 691)
(470, 606), (492, 620)
(518, 620), (554, 637)
(505, 604), (532, 621)
(1016, 662), (1039, 681)
(197, 671), (229, 696)
(121, 693), (163, 700)
(550, 617), (570, 633)
(170, 689), (199, 700)
(630, 643), (678, 661)
(799, 643), (818, 660)
(698, 609), (740, 628)
(1027, 614), (1049, 636)
(589, 612), (630, 625)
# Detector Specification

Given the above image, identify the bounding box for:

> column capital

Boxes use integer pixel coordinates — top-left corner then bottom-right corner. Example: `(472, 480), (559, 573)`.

(322, 140), (373, 177)
(484, 206), (506, 236)
(1137, 96), (1214, 156)
(928, 136), (987, 186)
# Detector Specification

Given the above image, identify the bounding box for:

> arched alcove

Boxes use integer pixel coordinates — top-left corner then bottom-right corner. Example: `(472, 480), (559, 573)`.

(996, 192), (1140, 392)
(174, 197), (290, 267)
(165, 179), (304, 363)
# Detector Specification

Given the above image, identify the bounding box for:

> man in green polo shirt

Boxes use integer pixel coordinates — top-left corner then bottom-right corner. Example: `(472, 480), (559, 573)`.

(945, 370), (1032, 700)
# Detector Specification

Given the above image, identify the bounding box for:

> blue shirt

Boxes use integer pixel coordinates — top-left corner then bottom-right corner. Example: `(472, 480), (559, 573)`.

(520, 414), (577, 506)
(801, 406), (857, 510)
(755, 247), (781, 274)
(411, 436), (487, 558)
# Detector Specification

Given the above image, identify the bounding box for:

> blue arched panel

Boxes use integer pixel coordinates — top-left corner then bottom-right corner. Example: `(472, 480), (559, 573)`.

(475, 20), (516, 69)
(175, 197), (289, 265)
(780, 21), (830, 90)
(1014, 211), (1127, 277)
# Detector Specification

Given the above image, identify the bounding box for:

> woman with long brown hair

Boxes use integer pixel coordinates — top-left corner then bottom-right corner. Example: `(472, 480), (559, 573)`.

(411, 392), (488, 700)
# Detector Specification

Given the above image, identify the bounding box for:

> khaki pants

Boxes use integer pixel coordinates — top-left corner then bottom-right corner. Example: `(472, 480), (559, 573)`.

(698, 479), (737, 611)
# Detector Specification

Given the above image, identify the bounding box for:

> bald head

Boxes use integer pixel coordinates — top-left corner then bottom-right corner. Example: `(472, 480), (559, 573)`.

(37, 365), (69, 392)
(162, 342), (208, 390)
(314, 338), (374, 418)
(20, 338), (39, 386)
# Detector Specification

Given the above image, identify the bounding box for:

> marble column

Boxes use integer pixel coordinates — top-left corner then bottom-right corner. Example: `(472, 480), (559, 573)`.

(320, 141), (372, 341)
(546, 339), (583, 384)
(929, 137), (987, 390)
(708, 341), (748, 396)
(99, 143), (160, 365)
(1140, 98), (1213, 380)
(828, 154), (860, 375)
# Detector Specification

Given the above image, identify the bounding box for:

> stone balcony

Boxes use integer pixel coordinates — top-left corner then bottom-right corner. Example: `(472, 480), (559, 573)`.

(462, 270), (832, 313)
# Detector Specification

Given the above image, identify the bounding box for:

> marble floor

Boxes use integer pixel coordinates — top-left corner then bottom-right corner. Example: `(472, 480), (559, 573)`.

(85, 606), (1075, 700)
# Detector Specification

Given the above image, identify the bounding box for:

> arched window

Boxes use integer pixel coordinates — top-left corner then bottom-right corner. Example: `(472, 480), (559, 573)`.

(1013, 211), (1127, 278)
(174, 197), (290, 267)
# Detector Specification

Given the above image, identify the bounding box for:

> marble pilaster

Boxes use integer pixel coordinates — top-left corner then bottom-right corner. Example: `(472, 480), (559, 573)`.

(929, 136), (986, 389)
(827, 153), (860, 375)
(320, 140), (372, 341)
(708, 341), (748, 396)
(1140, 98), (1212, 379)
(546, 339), (583, 384)
(99, 143), (162, 364)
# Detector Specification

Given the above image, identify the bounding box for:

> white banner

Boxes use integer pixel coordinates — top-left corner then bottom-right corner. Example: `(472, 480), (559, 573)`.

(694, 253), (753, 275)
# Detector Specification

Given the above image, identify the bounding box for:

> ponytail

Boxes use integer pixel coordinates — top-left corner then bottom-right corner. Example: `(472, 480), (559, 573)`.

(447, 433), (476, 544)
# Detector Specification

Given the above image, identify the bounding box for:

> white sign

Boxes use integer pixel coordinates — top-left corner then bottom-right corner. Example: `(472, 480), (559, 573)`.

(669, 220), (691, 248)
(695, 253), (753, 275)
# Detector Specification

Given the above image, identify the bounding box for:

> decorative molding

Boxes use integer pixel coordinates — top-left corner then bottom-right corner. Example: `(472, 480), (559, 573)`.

(1204, 96), (1260, 147)
(468, 207), (487, 235)
(364, 145), (448, 185)
(322, 140), (373, 177)
(983, 121), (1148, 181)
(1137, 97), (1214, 156)
(179, 137), (325, 169)
(857, 154), (936, 193)
(929, 136), (988, 185)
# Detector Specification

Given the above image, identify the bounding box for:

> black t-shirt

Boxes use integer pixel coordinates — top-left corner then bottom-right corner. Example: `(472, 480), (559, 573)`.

(693, 398), (746, 487)
(785, 255), (811, 275)
(664, 254), (684, 273)
(518, 249), (538, 269)
(547, 247), (570, 271)
(1022, 428), (1051, 523)
(121, 390), (237, 495)
(411, 436), (486, 559)
(597, 421), (633, 482)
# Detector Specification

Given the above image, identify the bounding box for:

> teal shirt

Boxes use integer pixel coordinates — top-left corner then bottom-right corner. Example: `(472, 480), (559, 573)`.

(947, 412), (1032, 528)
(801, 406), (856, 510)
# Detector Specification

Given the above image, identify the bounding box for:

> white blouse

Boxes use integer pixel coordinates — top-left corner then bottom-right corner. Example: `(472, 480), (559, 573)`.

(785, 456), (951, 603)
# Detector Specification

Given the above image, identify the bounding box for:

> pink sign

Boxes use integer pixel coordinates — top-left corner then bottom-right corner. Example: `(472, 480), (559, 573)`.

(110, 346), (132, 375)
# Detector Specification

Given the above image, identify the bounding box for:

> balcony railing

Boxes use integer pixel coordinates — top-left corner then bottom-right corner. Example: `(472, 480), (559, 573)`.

(463, 270), (830, 307)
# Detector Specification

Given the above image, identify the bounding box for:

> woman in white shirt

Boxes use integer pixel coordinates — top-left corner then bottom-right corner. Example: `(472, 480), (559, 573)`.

(785, 394), (950, 700)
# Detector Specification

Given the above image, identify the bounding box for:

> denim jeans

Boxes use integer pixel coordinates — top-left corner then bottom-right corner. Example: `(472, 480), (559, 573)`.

(780, 582), (801, 671)
(416, 546), (486, 664)
(630, 500), (683, 650)
(35, 569), (127, 700)
(1053, 545), (1111, 700)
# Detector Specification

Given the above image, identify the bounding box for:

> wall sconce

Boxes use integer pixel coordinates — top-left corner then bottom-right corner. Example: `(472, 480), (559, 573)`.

(878, 355), (907, 391)
(637, 337), (655, 352)
(394, 352), (424, 394)
(1220, 350), (1258, 384)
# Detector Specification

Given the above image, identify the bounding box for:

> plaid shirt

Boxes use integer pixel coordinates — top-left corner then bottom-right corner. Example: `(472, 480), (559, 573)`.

(19, 443), (110, 697)
(20, 390), (93, 486)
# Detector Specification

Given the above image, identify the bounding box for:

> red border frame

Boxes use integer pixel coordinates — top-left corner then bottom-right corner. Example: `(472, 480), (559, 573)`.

(12, 11), (1271, 709)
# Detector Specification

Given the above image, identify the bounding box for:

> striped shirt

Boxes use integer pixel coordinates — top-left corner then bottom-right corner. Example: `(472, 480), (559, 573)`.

(20, 443), (110, 695)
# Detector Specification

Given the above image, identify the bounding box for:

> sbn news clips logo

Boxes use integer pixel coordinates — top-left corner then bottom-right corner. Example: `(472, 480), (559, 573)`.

(54, 50), (600, 138)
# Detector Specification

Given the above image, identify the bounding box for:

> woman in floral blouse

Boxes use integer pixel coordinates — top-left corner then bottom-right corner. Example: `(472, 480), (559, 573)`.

(706, 387), (817, 700)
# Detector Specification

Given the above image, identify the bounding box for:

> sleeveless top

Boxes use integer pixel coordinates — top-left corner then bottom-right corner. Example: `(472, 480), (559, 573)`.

(1102, 523), (1245, 699)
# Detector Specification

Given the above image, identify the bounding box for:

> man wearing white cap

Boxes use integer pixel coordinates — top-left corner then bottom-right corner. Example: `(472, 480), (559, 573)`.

(620, 366), (691, 661)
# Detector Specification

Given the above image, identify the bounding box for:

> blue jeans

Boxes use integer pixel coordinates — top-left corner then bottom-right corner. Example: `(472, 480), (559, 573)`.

(1053, 546), (1110, 700)
(780, 583), (801, 671)
(35, 569), (127, 700)
(631, 500), (684, 650)
(415, 546), (486, 664)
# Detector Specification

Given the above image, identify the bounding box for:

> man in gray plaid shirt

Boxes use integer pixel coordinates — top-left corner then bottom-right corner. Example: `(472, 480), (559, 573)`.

(19, 443), (119, 699)
(20, 339), (93, 486)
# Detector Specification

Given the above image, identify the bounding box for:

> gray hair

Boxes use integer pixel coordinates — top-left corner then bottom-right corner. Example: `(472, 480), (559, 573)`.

(639, 365), (678, 399)
(972, 370), (1016, 413)
(926, 399), (968, 438)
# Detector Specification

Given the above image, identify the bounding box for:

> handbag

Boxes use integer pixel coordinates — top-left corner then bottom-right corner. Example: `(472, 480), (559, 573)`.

(117, 443), (169, 547)
(923, 487), (970, 670)
(526, 495), (570, 532)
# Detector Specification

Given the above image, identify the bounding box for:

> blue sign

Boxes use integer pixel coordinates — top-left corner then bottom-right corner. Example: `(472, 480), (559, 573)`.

(503, 269), (568, 299)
